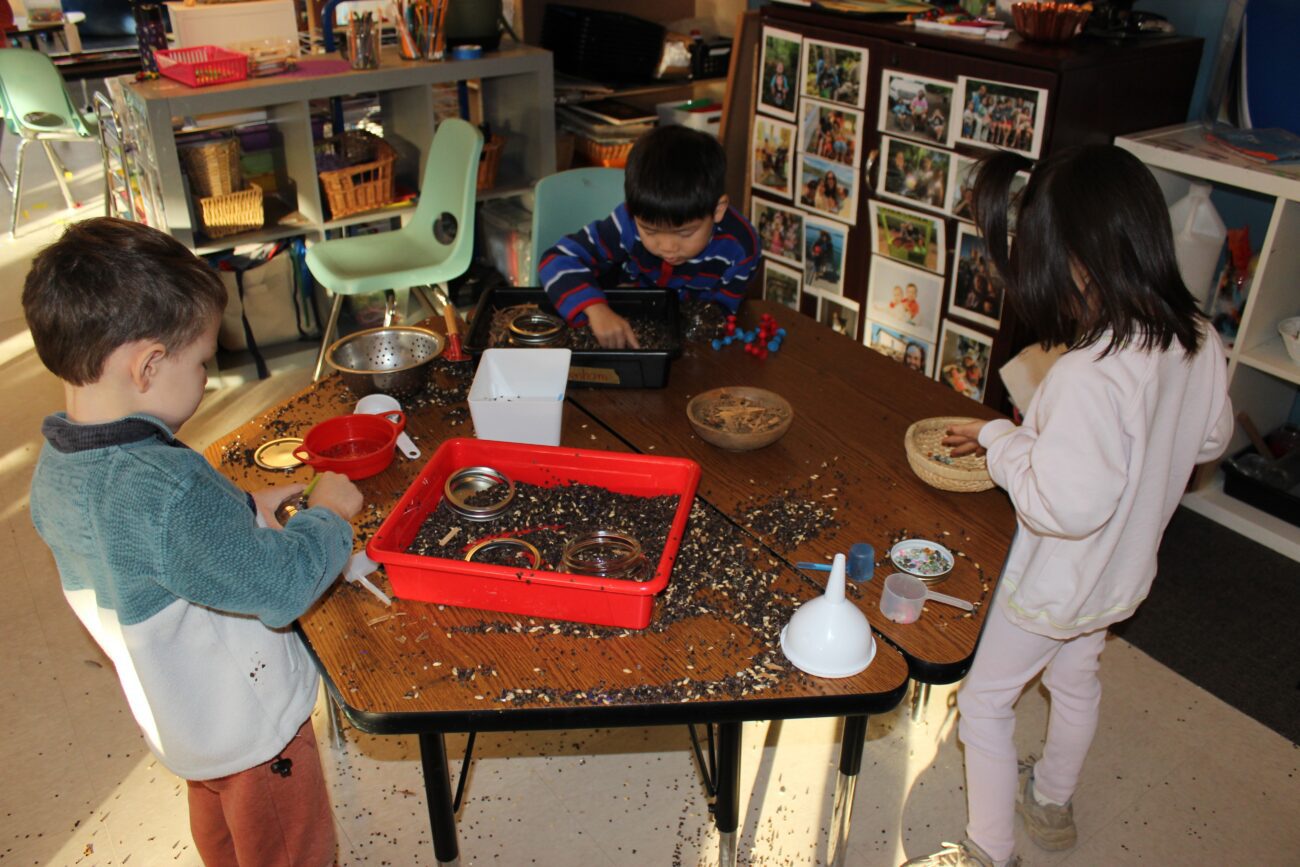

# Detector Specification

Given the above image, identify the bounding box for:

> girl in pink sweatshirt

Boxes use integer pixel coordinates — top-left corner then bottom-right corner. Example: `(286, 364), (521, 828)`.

(904, 145), (1233, 867)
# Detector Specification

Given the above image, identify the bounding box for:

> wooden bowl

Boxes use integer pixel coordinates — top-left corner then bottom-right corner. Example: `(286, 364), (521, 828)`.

(687, 387), (793, 451)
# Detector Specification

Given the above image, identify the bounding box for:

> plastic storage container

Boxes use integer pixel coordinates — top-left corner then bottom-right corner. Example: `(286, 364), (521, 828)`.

(465, 287), (682, 388)
(366, 438), (702, 628)
(1168, 182), (1226, 310)
(468, 348), (572, 446)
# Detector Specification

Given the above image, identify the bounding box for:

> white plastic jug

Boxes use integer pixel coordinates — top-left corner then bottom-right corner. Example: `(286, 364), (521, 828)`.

(1168, 182), (1227, 311)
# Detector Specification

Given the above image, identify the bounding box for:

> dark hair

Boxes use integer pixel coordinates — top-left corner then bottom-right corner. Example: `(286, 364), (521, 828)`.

(972, 144), (1204, 356)
(624, 125), (726, 227)
(22, 217), (227, 385)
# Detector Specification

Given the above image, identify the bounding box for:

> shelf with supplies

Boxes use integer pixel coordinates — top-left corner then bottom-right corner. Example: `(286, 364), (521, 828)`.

(1116, 123), (1300, 562)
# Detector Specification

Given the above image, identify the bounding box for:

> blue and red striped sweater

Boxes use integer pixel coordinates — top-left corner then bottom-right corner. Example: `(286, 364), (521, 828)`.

(539, 203), (760, 325)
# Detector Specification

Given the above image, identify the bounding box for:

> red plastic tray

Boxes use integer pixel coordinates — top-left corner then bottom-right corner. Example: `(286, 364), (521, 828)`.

(155, 46), (249, 88)
(367, 438), (701, 629)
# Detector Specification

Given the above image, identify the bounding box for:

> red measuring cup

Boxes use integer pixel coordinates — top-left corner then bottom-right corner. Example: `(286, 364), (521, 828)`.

(293, 411), (406, 480)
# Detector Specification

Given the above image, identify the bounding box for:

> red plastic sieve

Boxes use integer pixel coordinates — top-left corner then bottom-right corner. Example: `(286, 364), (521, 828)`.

(293, 411), (406, 480)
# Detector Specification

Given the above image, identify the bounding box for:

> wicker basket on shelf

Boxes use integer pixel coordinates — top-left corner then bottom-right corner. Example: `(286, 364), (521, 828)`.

(180, 137), (242, 198)
(575, 134), (635, 168)
(904, 416), (995, 493)
(476, 134), (505, 191)
(317, 130), (397, 220)
(196, 182), (264, 239)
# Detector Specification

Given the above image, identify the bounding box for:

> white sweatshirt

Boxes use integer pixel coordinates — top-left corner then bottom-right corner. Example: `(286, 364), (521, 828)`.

(978, 328), (1233, 639)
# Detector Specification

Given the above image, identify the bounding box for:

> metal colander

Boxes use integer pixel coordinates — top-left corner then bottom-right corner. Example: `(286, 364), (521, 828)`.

(326, 325), (446, 399)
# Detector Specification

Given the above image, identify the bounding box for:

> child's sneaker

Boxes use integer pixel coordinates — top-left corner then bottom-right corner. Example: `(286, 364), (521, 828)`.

(1016, 764), (1077, 850)
(901, 839), (1020, 866)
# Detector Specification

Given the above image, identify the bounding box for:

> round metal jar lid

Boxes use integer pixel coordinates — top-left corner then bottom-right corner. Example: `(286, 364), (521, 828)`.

(508, 310), (566, 346)
(254, 437), (305, 470)
(464, 536), (542, 569)
(443, 466), (516, 521)
(560, 530), (650, 581)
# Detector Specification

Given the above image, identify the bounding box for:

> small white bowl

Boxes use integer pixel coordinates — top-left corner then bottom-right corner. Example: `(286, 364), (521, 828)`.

(1279, 316), (1300, 366)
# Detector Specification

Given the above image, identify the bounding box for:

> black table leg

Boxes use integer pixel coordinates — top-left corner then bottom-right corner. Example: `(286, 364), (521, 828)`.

(418, 731), (461, 865)
(828, 715), (868, 867)
(713, 721), (743, 867)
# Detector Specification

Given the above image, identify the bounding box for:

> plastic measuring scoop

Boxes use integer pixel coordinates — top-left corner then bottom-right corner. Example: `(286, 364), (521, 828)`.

(797, 542), (875, 582)
(880, 572), (973, 624)
(355, 393), (420, 459)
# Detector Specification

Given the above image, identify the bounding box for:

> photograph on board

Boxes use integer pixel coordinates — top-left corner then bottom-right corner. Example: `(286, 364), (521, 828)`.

(935, 318), (994, 403)
(803, 216), (848, 295)
(801, 38), (867, 109)
(868, 200), (946, 274)
(758, 27), (802, 121)
(876, 135), (950, 213)
(798, 98), (863, 167)
(949, 223), (1007, 331)
(866, 254), (944, 342)
(947, 153), (1030, 224)
(954, 76), (1049, 159)
(797, 153), (858, 224)
(752, 115), (798, 199)
(752, 197), (805, 268)
(818, 292), (860, 339)
(763, 259), (802, 311)
(878, 69), (954, 146)
(866, 319), (935, 377)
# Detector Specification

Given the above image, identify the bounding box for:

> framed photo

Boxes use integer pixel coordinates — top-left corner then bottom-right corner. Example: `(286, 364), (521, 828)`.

(876, 135), (951, 214)
(803, 216), (848, 295)
(878, 69), (955, 147)
(818, 292), (860, 338)
(752, 115), (797, 199)
(946, 153), (1030, 223)
(954, 76), (1049, 159)
(801, 38), (867, 109)
(865, 254), (943, 342)
(751, 197), (805, 268)
(935, 318), (995, 403)
(758, 26), (803, 121)
(798, 98), (863, 168)
(865, 319), (935, 377)
(763, 260), (802, 310)
(949, 223), (1007, 331)
(868, 200), (946, 274)
(797, 153), (858, 224)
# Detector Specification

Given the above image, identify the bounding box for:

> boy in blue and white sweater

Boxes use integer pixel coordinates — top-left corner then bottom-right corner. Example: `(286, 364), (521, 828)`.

(24, 218), (362, 867)
(540, 125), (760, 349)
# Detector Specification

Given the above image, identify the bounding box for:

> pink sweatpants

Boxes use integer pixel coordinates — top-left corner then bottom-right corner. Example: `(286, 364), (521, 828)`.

(957, 601), (1108, 862)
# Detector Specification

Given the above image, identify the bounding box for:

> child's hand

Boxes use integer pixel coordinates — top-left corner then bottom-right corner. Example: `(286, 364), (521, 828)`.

(942, 420), (989, 457)
(308, 471), (364, 521)
(585, 303), (641, 349)
(252, 483), (307, 529)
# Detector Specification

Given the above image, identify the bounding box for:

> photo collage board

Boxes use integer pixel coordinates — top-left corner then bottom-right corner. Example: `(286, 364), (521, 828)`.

(862, 66), (1049, 403)
(754, 26), (864, 339)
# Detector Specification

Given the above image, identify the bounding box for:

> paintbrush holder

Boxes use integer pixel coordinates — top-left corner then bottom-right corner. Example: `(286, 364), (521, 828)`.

(343, 25), (380, 69)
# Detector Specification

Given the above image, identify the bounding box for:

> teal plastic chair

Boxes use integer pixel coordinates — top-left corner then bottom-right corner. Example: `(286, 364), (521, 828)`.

(530, 167), (625, 284)
(306, 117), (484, 379)
(0, 48), (101, 238)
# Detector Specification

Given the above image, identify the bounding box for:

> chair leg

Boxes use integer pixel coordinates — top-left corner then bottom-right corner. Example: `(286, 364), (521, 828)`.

(0, 126), (11, 194)
(10, 138), (31, 240)
(41, 142), (77, 210)
(314, 293), (345, 381)
(413, 285), (440, 318)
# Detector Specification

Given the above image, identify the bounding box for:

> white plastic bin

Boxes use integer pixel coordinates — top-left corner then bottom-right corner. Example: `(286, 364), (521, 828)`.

(468, 349), (571, 446)
(166, 0), (300, 54)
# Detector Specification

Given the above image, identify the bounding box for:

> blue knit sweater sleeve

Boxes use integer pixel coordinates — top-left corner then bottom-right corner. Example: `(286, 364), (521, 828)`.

(158, 465), (354, 629)
(539, 205), (629, 325)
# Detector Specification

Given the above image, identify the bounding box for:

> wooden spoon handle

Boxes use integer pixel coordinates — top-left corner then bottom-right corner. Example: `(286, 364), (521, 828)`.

(443, 303), (461, 338)
(1236, 411), (1273, 460)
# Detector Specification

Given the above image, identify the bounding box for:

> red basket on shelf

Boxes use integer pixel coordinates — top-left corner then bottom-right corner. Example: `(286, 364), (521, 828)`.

(155, 46), (249, 88)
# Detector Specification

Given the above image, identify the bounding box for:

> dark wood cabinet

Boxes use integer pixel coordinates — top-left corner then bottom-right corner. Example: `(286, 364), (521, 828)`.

(754, 5), (1202, 411)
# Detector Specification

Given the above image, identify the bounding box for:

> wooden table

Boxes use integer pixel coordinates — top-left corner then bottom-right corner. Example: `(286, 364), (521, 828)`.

(204, 301), (1016, 866)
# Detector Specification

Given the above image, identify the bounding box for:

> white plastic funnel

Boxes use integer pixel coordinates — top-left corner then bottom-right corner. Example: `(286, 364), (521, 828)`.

(780, 553), (876, 678)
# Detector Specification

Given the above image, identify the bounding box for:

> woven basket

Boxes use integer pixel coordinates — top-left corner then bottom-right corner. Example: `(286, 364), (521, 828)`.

(904, 416), (995, 493)
(317, 130), (397, 220)
(196, 182), (264, 239)
(180, 137), (242, 199)
(575, 134), (635, 168)
(477, 134), (505, 191)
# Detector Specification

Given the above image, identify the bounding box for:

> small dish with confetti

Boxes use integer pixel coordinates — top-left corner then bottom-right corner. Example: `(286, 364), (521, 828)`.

(889, 539), (954, 583)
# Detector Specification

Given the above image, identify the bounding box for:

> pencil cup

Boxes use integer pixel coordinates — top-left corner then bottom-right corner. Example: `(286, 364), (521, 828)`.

(346, 26), (380, 69)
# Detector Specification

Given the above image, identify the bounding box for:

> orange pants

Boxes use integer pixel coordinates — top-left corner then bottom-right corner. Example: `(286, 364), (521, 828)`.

(187, 718), (337, 867)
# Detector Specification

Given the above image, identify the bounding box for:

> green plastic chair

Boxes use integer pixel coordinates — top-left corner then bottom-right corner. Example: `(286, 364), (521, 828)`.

(306, 117), (483, 379)
(0, 48), (101, 238)
(530, 167), (625, 284)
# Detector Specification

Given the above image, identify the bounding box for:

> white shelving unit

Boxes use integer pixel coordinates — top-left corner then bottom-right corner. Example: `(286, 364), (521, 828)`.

(1117, 124), (1300, 562)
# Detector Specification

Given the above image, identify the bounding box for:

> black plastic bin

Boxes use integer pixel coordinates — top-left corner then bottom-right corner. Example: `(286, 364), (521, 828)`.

(1220, 446), (1300, 527)
(465, 286), (681, 389)
(541, 4), (666, 86)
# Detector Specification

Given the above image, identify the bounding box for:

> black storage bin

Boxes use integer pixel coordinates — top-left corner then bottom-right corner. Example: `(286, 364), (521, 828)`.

(466, 286), (681, 388)
(693, 37), (732, 79)
(541, 4), (665, 85)
(1221, 447), (1300, 527)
